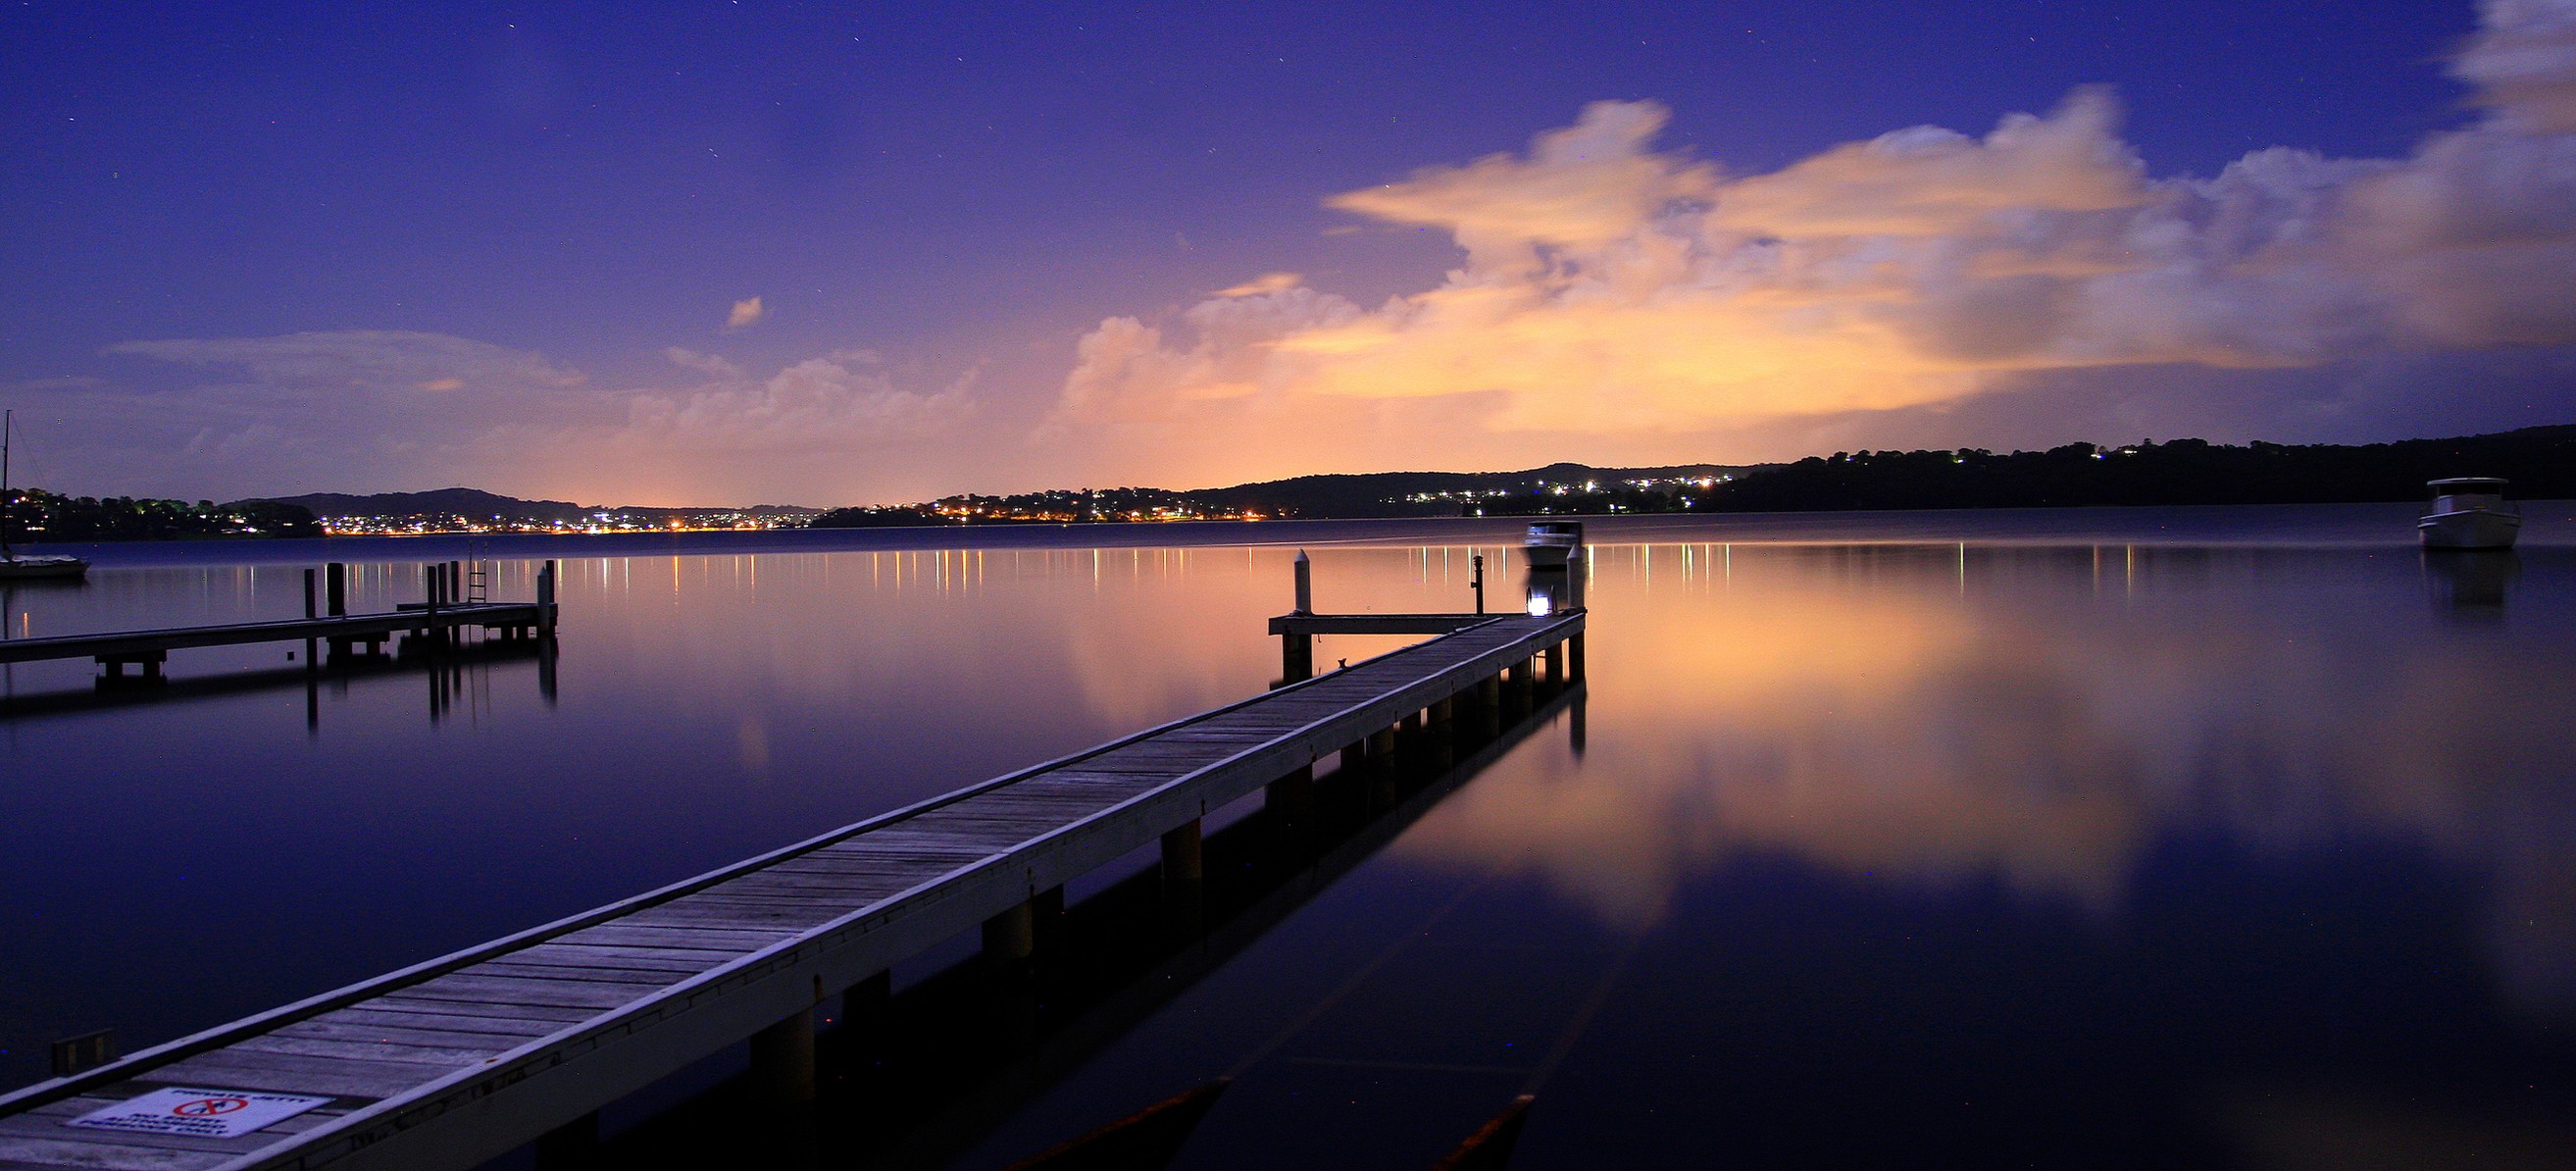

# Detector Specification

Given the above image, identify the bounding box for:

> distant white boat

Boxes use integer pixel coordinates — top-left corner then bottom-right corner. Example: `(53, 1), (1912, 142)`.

(1524, 520), (1582, 568)
(2419, 478), (2521, 550)
(1, 409), (88, 582)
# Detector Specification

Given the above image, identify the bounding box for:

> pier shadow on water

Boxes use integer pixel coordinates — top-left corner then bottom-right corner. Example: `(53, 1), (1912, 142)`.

(533, 680), (1591, 1171)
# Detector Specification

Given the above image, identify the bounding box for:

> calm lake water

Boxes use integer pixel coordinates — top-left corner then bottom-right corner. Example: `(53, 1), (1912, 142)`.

(5, 504), (2574, 1168)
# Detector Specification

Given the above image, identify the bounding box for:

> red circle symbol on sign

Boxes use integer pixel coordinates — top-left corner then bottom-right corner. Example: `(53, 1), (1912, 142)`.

(173, 1097), (249, 1117)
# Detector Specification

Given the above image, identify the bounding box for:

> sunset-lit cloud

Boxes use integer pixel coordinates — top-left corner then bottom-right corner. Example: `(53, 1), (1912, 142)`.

(1213, 272), (1305, 297)
(728, 295), (765, 329)
(1049, 0), (2576, 478)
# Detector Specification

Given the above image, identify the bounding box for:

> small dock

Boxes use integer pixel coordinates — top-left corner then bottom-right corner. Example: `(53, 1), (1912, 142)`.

(0, 561), (558, 681)
(0, 566), (1584, 1171)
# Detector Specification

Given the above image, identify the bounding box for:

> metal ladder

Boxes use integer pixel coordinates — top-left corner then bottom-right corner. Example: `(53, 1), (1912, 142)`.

(466, 558), (489, 603)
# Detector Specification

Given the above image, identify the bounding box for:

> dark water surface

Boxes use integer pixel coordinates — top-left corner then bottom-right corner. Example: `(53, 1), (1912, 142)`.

(4, 507), (2573, 1167)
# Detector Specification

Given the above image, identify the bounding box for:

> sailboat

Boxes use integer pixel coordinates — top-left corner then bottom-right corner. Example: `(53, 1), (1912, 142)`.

(0, 410), (89, 581)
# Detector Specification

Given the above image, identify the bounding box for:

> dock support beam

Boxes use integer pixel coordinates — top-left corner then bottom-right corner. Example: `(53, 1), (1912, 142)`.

(1543, 641), (1565, 686)
(748, 1008), (816, 1107)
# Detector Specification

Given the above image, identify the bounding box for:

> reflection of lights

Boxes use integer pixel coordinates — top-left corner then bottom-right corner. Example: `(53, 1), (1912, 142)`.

(1526, 592), (1553, 616)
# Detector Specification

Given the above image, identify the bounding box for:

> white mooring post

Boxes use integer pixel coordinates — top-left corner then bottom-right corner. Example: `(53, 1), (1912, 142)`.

(1292, 549), (1312, 615)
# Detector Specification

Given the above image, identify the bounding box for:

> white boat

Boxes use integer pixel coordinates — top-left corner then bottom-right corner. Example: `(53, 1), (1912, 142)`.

(2418, 478), (2520, 550)
(1, 409), (90, 582)
(1524, 520), (1582, 568)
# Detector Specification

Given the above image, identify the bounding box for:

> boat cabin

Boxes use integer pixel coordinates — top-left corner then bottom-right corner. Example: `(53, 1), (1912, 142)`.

(2427, 478), (2509, 507)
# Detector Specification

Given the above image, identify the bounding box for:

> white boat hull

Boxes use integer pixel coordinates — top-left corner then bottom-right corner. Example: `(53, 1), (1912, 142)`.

(2419, 509), (2521, 550)
(0, 555), (88, 581)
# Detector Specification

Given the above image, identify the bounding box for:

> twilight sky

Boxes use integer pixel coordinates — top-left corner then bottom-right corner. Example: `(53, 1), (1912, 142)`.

(6, 0), (2574, 505)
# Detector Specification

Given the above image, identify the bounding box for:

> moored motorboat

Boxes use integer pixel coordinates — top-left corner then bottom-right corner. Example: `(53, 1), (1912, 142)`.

(2418, 478), (2520, 550)
(1524, 520), (1582, 567)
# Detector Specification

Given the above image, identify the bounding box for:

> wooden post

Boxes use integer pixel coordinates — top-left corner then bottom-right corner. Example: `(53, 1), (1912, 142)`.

(1543, 641), (1565, 685)
(1161, 820), (1203, 886)
(326, 562), (347, 616)
(1266, 764), (1314, 827)
(1569, 632), (1587, 682)
(1282, 631), (1313, 685)
(1292, 549), (1312, 614)
(302, 569), (318, 620)
(538, 560), (559, 637)
(1472, 554), (1485, 614)
(748, 1008), (816, 1106)
(532, 1112), (598, 1169)
(984, 899), (1036, 964)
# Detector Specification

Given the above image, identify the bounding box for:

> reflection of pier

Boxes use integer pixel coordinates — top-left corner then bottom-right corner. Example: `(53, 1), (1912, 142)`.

(0, 577), (1584, 1171)
(0, 635), (557, 728)
(0, 560), (559, 683)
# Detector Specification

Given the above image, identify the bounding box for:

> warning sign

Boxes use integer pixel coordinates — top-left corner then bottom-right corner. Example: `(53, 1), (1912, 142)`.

(66, 1087), (331, 1139)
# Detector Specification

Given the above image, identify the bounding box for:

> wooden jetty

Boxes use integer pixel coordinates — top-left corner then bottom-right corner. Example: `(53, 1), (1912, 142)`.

(0, 564), (1584, 1171)
(0, 561), (557, 681)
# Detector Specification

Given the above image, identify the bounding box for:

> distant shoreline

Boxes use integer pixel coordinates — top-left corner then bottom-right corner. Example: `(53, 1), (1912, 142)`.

(22, 499), (2571, 571)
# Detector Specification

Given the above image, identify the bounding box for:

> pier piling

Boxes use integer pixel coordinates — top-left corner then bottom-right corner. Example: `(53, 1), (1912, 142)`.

(748, 1009), (817, 1107)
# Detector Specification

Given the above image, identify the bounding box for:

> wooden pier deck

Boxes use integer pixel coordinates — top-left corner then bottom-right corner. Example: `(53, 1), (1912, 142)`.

(0, 608), (1584, 1171)
(0, 561), (557, 681)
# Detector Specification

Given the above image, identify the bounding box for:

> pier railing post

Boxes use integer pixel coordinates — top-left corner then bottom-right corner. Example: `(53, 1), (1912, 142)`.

(1292, 549), (1312, 614)
(1566, 546), (1585, 611)
(326, 562), (347, 617)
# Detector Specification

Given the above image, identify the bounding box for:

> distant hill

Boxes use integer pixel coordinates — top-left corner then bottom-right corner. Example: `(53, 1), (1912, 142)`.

(1702, 425), (2576, 512)
(244, 487), (589, 522)
(240, 489), (822, 523)
(1189, 461), (1755, 517)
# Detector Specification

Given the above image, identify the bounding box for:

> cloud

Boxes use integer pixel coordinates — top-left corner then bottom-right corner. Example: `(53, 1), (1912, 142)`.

(1213, 272), (1304, 297)
(728, 296), (765, 329)
(621, 348), (974, 454)
(664, 346), (743, 378)
(71, 329), (975, 502)
(1048, 0), (2576, 476)
(110, 330), (584, 394)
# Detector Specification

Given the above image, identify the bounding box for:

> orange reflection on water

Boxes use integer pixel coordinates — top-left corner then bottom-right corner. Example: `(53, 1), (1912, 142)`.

(1389, 543), (2576, 1014)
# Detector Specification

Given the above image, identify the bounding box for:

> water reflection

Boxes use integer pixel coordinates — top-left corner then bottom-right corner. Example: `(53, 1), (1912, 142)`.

(1396, 543), (2576, 1018)
(2424, 548), (2520, 613)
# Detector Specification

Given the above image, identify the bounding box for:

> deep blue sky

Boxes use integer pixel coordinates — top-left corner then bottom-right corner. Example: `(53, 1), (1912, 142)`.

(2, 1), (2545, 503)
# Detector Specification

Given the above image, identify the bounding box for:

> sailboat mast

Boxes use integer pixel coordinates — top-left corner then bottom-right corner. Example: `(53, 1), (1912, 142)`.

(2, 409), (13, 556)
